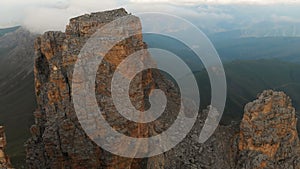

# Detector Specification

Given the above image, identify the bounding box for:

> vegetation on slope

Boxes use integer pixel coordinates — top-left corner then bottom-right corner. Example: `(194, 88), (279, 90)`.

(191, 59), (300, 124)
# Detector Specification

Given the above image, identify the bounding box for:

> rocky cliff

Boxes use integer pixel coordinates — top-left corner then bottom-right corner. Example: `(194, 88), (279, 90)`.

(236, 90), (300, 169)
(155, 90), (300, 169)
(0, 126), (13, 169)
(25, 8), (155, 169)
(26, 8), (300, 169)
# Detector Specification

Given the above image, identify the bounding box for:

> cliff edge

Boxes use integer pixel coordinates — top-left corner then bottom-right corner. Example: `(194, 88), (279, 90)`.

(236, 90), (300, 169)
(25, 8), (300, 169)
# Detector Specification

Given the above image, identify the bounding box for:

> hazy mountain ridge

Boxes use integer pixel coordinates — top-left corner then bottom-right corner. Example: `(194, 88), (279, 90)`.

(0, 27), (37, 168)
(0, 26), (20, 38)
(25, 9), (300, 169)
(1, 8), (300, 168)
(189, 59), (300, 125)
(0, 27), (37, 89)
(211, 37), (300, 62)
(144, 34), (300, 72)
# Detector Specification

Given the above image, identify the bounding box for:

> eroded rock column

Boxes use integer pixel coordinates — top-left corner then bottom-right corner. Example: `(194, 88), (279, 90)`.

(237, 90), (300, 169)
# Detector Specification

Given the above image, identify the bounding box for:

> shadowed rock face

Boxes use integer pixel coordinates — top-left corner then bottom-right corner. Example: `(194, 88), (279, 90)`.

(25, 8), (300, 169)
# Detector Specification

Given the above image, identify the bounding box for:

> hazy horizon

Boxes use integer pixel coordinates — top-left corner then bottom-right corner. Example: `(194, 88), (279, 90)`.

(1, 0), (300, 37)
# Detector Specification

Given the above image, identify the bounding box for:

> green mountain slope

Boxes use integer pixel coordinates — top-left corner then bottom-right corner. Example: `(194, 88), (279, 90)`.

(0, 26), (20, 37)
(211, 37), (300, 62)
(191, 59), (300, 124)
(144, 34), (300, 71)
(0, 74), (35, 167)
(0, 27), (37, 168)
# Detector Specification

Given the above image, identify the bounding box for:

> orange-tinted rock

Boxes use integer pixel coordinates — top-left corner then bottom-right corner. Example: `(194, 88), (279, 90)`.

(25, 8), (153, 169)
(236, 90), (300, 169)
(0, 126), (13, 169)
(25, 7), (300, 169)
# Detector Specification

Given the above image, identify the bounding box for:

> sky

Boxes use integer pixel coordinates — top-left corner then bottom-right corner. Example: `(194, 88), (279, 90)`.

(1, 0), (300, 34)
(129, 0), (300, 5)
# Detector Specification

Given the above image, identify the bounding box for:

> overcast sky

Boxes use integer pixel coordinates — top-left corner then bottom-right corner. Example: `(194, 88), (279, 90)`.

(129, 0), (300, 5)
(1, 0), (300, 33)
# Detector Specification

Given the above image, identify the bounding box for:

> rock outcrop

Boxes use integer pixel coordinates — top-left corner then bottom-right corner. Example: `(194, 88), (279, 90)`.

(26, 7), (300, 169)
(26, 8), (159, 169)
(160, 90), (300, 169)
(236, 90), (300, 169)
(0, 126), (13, 169)
(152, 107), (239, 169)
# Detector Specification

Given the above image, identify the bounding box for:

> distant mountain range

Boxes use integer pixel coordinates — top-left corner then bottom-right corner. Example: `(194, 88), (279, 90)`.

(144, 33), (300, 69)
(210, 36), (300, 62)
(1, 25), (300, 167)
(189, 60), (300, 124)
(0, 26), (37, 167)
(206, 22), (300, 38)
(0, 26), (20, 37)
(144, 33), (300, 125)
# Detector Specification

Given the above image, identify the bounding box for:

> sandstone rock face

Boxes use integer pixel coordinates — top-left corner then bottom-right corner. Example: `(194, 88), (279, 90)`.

(236, 90), (300, 169)
(156, 90), (300, 169)
(0, 126), (13, 169)
(25, 8), (154, 169)
(26, 7), (300, 169)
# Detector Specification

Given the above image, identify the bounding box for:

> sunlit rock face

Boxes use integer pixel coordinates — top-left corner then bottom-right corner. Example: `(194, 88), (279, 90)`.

(237, 90), (300, 169)
(25, 7), (300, 169)
(0, 126), (13, 169)
(25, 8), (157, 169)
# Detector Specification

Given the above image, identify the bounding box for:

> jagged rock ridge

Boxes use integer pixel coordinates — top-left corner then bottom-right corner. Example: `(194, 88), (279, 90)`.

(236, 90), (300, 169)
(26, 7), (300, 169)
(26, 8), (159, 169)
(156, 90), (300, 169)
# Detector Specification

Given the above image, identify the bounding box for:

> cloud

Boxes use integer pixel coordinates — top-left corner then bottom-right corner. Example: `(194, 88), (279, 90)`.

(271, 14), (300, 23)
(196, 6), (233, 19)
(129, 0), (300, 5)
(1, 0), (300, 35)
(0, 0), (122, 33)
